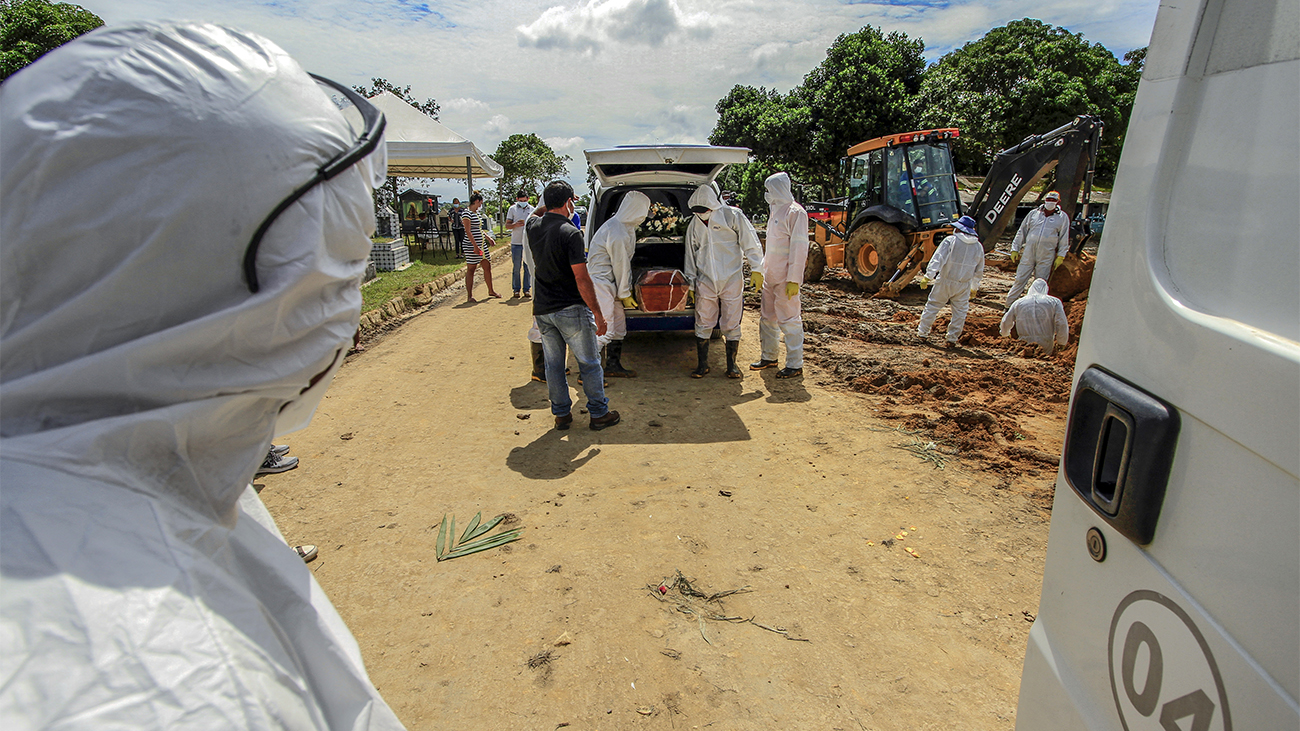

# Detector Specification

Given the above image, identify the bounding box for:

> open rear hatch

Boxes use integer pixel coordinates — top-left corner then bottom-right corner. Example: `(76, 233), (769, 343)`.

(585, 145), (750, 187)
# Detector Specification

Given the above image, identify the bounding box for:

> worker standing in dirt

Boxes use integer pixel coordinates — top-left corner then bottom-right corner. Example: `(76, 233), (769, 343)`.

(586, 190), (650, 378)
(528, 180), (620, 431)
(917, 215), (985, 347)
(1000, 278), (1069, 354)
(684, 185), (764, 378)
(751, 172), (810, 379)
(1006, 190), (1069, 304)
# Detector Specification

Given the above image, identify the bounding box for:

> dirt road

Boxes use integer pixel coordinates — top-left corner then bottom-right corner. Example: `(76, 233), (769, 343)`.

(259, 269), (1060, 730)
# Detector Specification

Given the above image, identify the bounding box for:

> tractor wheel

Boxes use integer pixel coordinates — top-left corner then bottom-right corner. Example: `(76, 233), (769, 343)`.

(843, 220), (908, 293)
(804, 243), (826, 282)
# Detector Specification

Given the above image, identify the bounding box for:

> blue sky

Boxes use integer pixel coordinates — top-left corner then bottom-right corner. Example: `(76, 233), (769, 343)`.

(91, 0), (1159, 200)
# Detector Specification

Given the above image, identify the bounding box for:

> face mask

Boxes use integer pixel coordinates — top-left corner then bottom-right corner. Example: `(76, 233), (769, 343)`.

(696, 211), (711, 223)
(273, 346), (346, 437)
(764, 191), (775, 206)
(1044, 202), (1058, 212)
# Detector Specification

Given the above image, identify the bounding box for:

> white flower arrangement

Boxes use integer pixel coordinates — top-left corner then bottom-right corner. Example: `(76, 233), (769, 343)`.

(637, 202), (687, 239)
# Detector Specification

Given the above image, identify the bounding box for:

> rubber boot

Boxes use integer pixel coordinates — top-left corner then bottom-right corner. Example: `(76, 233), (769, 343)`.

(724, 340), (742, 379)
(690, 338), (710, 378)
(530, 342), (546, 382)
(604, 340), (637, 378)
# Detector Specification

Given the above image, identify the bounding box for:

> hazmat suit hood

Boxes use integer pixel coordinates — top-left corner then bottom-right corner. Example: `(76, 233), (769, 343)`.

(0, 22), (402, 730)
(764, 172), (794, 207)
(614, 190), (652, 227)
(689, 184), (723, 212)
(1028, 278), (1050, 297)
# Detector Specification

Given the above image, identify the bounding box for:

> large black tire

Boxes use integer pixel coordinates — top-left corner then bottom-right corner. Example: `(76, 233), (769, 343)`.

(843, 220), (908, 293)
(804, 243), (826, 282)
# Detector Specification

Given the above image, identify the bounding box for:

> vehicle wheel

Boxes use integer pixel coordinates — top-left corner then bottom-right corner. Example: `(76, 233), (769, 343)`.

(804, 243), (826, 282)
(844, 220), (907, 293)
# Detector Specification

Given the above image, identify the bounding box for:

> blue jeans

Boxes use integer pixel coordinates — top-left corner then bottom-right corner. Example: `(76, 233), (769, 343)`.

(535, 304), (607, 418)
(511, 244), (530, 294)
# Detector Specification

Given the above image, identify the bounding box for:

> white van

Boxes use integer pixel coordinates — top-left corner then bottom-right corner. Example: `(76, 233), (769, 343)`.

(1015, 0), (1299, 729)
(583, 144), (750, 332)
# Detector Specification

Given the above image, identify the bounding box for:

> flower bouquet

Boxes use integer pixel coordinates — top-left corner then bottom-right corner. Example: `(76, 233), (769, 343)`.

(636, 201), (687, 240)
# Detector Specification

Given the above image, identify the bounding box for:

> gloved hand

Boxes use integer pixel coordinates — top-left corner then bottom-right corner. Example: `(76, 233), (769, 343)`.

(784, 282), (800, 299)
(750, 271), (764, 290)
(970, 287), (979, 299)
(917, 276), (932, 290)
(687, 290), (695, 306)
(1053, 256), (1065, 270)
(621, 296), (638, 310)
(1009, 251), (1020, 264)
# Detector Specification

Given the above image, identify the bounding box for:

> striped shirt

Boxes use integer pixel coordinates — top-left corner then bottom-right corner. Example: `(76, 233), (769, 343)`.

(461, 208), (487, 263)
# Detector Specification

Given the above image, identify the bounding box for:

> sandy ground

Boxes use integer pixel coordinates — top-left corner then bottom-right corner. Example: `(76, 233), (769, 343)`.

(258, 262), (1068, 730)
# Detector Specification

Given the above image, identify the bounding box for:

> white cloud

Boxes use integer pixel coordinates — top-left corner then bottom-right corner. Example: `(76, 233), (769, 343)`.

(483, 114), (511, 135)
(443, 97), (490, 114)
(516, 0), (715, 55)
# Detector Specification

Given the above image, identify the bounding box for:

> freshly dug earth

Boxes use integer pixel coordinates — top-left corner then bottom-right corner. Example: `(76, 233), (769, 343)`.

(259, 260), (1074, 730)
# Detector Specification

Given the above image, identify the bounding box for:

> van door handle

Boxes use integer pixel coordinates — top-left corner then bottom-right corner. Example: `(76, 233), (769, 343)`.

(1063, 367), (1181, 545)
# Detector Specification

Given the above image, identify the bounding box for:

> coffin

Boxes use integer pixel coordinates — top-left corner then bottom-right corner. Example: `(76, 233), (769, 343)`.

(634, 268), (689, 312)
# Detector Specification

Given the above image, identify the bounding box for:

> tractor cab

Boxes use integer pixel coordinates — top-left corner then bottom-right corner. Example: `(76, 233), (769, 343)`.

(843, 129), (963, 232)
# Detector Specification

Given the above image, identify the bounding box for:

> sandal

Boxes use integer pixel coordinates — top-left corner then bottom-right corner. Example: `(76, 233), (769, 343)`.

(466, 297), (477, 303)
(294, 545), (318, 562)
(487, 292), (503, 299)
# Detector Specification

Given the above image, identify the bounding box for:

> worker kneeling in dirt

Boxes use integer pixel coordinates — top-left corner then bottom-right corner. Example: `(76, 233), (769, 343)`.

(917, 215), (985, 347)
(587, 191), (651, 377)
(1006, 190), (1069, 305)
(1000, 278), (1069, 354)
(751, 172), (810, 379)
(684, 184), (764, 378)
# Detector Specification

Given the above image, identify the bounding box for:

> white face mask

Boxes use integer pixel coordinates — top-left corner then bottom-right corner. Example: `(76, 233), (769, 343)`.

(696, 211), (711, 223)
(273, 346), (346, 437)
(1044, 201), (1058, 212)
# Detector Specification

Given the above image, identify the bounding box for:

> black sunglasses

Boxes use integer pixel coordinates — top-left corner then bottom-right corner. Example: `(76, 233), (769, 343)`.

(242, 74), (387, 293)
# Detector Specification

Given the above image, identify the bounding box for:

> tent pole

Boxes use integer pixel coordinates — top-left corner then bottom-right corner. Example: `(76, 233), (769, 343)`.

(466, 156), (473, 199)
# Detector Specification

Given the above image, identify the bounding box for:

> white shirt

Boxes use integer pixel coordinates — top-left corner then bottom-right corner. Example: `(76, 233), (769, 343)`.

(506, 201), (532, 246)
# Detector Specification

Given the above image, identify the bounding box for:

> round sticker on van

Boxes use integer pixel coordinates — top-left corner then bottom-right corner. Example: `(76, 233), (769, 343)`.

(1108, 590), (1231, 731)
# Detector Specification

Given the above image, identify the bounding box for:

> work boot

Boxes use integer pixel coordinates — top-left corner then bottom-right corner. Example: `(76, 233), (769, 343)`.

(690, 338), (710, 378)
(530, 341), (546, 382)
(775, 367), (803, 379)
(750, 357), (777, 370)
(724, 340), (742, 379)
(555, 413), (573, 430)
(604, 341), (637, 378)
(589, 410), (621, 431)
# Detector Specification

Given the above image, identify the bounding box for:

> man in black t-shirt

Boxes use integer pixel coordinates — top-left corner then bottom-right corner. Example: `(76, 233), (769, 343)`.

(527, 180), (620, 431)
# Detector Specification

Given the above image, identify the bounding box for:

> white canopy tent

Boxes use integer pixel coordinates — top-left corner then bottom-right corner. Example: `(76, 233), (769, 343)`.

(367, 90), (503, 204)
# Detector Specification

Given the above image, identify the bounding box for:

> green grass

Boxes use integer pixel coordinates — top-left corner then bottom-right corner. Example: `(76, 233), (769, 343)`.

(362, 251), (463, 313)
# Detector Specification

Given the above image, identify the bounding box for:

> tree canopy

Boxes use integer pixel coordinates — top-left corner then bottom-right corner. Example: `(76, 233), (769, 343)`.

(490, 134), (571, 205)
(0, 0), (103, 80)
(711, 26), (926, 196)
(352, 77), (440, 120)
(916, 19), (1142, 178)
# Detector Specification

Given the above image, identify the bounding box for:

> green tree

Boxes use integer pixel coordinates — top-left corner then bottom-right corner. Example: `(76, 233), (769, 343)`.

(916, 20), (1142, 180)
(490, 133), (571, 209)
(0, 0), (103, 80)
(711, 26), (926, 196)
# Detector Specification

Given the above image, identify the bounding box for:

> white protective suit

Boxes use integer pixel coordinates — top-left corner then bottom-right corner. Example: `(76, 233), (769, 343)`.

(684, 185), (764, 341)
(1001, 278), (1070, 352)
(522, 205), (544, 344)
(758, 173), (810, 368)
(0, 23), (404, 731)
(1006, 205), (1069, 303)
(587, 191), (651, 348)
(917, 230), (986, 343)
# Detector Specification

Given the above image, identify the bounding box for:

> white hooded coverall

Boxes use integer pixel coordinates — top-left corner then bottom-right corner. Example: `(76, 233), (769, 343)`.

(587, 191), (650, 348)
(684, 185), (764, 341)
(0, 23), (404, 731)
(1006, 206), (1069, 303)
(917, 230), (986, 343)
(523, 205), (544, 344)
(1000, 278), (1070, 352)
(758, 173), (810, 368)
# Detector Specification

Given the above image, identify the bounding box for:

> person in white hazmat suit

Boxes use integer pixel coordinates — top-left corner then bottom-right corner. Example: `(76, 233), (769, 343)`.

(522, 202), (551, 380)
(684, 185), (764, 378)
(1005, 190), (1070, 304)
(1000, 278), (1070, 354)
(587, 191), (651, 377)
(916, 215), (986, 346)
(750, 172), (810, 379)
(0, 23), (405, 730)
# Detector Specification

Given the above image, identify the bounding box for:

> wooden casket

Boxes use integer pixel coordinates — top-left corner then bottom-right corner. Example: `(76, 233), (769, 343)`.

(634, 268), (689, 312)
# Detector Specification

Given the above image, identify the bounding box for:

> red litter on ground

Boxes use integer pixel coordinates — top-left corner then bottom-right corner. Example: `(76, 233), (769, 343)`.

(659, 585), (668, 594)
